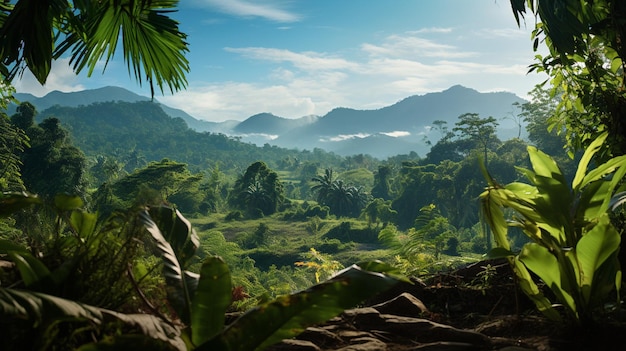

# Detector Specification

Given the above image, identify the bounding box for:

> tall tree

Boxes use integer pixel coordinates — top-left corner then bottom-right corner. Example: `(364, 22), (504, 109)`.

(15, 115), (87, 200)
(452, 113), (500, 165)
(371, 165), (393, 200)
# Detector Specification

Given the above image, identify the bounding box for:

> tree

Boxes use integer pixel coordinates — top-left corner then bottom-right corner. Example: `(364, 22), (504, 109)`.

(10, 101), (36, 131)
(16, 116), (87, 200)
(0, 0), (189, 96)
(452, 113), (500, 165)
(311, 169), (369, 218)
(230, 161), (284, 217)
(510, 0), (626, 158)
(371, 165), (393, 200)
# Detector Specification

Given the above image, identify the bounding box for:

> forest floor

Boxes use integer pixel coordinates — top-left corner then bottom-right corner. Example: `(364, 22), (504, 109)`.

(269, 258), (626, 351)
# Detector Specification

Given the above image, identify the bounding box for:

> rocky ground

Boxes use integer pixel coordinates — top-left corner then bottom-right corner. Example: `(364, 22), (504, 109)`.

(267, 259), (626, 351)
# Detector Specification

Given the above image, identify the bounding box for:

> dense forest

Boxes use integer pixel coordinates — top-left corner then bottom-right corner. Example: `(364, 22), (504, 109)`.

(1, 1), (626, 350)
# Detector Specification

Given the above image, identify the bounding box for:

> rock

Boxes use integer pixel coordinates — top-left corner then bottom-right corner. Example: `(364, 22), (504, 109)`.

(335, 337), (387, 351)
(298, 327), (344, 347)
(371, 292), (430, 317)
(267, 339), (321, 351)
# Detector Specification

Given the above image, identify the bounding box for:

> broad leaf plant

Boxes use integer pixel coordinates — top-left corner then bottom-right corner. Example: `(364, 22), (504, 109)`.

(480, 131), (626, 325)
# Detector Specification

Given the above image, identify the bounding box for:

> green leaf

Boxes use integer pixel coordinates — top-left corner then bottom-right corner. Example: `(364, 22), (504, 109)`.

(69, 211), (98, 238)
(190, 256), (232, 346)
(7, 251), (52, 288)
(519, 243), (576, 314)
(575, 215), (620, 303)
(355, 260), (412, 283)
(140, 208), (193, 324)
(572, 132), (607, 191)
(485, 247), (516, 259)
(198, 262), (401, 351)
(0, 192), (42, 217)
(148, 206), (199, 267)
(0, 239), (29, 253)
(511, 257), (561, 321)
(54, 194), (84, 211)
(0, 287), (184, 350)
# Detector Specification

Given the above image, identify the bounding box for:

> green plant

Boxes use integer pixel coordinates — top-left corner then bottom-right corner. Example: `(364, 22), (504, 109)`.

(480, 132), (626, 325)
(0, 197), (407, 350)
(295, 247), (344, 283)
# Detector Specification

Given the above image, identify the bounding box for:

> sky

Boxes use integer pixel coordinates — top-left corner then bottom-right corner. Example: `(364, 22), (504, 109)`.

(13, 0), (548, 123)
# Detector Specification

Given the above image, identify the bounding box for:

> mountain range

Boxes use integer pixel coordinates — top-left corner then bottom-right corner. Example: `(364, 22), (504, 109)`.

(12, 85), (526, 159)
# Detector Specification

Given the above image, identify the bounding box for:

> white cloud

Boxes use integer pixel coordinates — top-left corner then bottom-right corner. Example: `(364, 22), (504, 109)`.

(148, 24), (545, 122)
(160, 82), (321, 121)
(321, 133), (370, 142)
(194, 0), (301, 22)
(381, 131), (411, 138)
(225, 47), (359, 71)
(408, 27), (454, 34)
(361, 34), (477, 59)
(12, 58), (85, 97)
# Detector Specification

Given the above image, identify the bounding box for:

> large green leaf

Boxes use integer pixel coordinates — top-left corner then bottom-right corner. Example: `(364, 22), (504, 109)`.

(511, 257), (561, 321)
(140, 208), (192, 324)
(59, 0), (189, 96)
(0, 192), (42, 217)
(198, 261), (403, 351)
(575, 214), (620, 304)
(572, 131), (607, 191)
(519, 243), (576, 315)
(69, 210), (98, 239)
(148, 206), (199, 267)
(7, 251), (52, 288)
(0, 287), (184, 350)
(190, 256), (232, 347)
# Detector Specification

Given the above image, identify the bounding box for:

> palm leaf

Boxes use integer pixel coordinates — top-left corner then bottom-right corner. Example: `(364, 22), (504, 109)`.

(58, 0), (189, 95)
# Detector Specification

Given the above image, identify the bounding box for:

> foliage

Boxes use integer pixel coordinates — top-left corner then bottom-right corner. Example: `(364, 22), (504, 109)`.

(10, 105), (88, 200)
(0, 193), (158, 310)
(362, 198), (397, 228)
(371, 165), (394, 200)
(0, 0), (189, 96)
(311, 169), (370, 218)
(143, 205), (407, 351)
(295, 248), (344, 283)
(230, 162), (284, 218)
(480, 132), (626, 325)
(452, 113), (500, 164)
(510, 0), (626, 158)
(93, 159), (207, 216)
(0, 113), (28, 191)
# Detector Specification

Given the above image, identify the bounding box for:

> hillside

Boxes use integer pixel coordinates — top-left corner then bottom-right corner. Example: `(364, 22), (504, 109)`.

(37, 101), (344, 172)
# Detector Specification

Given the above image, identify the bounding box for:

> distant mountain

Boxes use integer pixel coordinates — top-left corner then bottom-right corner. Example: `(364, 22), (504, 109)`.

(12, 86), (223, 133)
(234, 113), (319, 135)
(12, 85), (527, 159)
(270, 85), (526, 158)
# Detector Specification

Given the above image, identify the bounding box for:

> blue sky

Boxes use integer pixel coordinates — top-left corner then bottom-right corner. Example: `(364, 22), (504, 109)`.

(14, 0), (547, 122)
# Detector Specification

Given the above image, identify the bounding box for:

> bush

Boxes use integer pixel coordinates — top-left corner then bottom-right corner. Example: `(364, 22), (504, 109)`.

(323, 221), (379, 243)
(225, 210), (243, 221)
